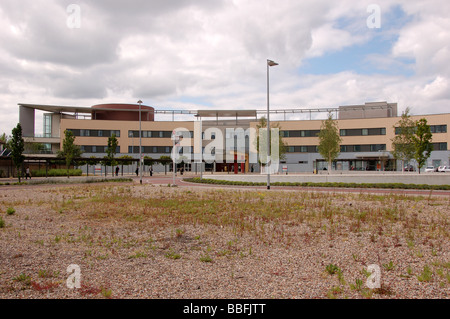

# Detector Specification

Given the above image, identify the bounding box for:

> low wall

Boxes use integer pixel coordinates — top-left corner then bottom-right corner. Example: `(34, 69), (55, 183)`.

(204, 173), (450, 186)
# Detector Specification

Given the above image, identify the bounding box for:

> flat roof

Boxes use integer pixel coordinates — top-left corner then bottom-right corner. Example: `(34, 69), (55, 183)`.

(196, 110), (257, 118)
(19, 104), (92, 114)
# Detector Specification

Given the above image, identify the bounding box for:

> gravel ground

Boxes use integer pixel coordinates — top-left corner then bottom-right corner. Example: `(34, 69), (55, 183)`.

(0, 182), (449, 299)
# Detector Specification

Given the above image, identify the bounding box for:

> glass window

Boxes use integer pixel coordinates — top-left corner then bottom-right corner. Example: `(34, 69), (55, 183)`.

(381, 128), (386, 135)
(362, 129), (368, 136)
(340, 129), (346, 136)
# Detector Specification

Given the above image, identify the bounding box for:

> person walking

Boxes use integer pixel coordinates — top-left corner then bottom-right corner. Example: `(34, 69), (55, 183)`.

(25, 167), (31, 180)
(116, 166), (120, 176)
(149, 166), (153, 177)
(135, 167), (139, 176)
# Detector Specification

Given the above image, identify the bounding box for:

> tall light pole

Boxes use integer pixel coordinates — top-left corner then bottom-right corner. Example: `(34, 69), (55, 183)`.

(266, 59), (278, 190)
(137, 100), (143, 185)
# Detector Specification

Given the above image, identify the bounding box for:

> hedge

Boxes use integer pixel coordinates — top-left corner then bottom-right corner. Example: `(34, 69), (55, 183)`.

(31, 169), (83, 177)
(184, 178), (450, 190)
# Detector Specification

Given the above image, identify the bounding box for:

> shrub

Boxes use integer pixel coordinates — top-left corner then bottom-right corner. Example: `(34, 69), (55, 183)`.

(6, 207), (15, 215)
(31, 169), (83, 177)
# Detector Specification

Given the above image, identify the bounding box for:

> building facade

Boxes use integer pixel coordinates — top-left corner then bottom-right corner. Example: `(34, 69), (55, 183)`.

(17, 102), (450, 174)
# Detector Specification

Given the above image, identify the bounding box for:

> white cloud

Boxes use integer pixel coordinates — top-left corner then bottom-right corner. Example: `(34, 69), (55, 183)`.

(0, 0), (450, 137)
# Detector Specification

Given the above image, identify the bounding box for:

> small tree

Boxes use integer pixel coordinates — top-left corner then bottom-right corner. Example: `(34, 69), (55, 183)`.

(58, 130), (82, 178)
(317, 113), (342, 174)
(159, 155), (172, 175)
(10, 124), (25, 182)
(391, 108), (416, 172)
(412, 118), (433, 174)
(106, 134), (119, 176)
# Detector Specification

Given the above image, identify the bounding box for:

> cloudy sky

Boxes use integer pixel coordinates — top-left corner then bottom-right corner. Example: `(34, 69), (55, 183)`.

(1, 0), (450, 135)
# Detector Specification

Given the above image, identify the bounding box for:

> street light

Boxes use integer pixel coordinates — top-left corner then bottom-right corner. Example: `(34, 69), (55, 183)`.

(137, 100), (143, 185)
(266, 59), (278, 190)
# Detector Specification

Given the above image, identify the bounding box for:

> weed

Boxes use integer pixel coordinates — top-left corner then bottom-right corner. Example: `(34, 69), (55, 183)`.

(326, 264), (341, 275)
(101, 287), (113, 298)
(0, 216), (5, 228)
(383, 261), (395, 271)
(128, 251), (148, 259)
(200, 254), (213, 263)
(165, 249), (181, 260)
(350, 278), (364, 291)
(417, 266), (433, 282)
(13, 273), (32, 286)
(6, 207), (15, 215)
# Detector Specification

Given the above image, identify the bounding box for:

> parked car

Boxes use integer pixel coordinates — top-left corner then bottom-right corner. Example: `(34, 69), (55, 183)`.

(437, 166), (450, 172)
(404, 165), (415, 172)
(424, 166), (435, 173)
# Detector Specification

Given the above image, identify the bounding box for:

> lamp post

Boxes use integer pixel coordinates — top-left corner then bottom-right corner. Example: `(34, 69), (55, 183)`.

(137, 100), (143, 185)
(266, 59), (278, 190)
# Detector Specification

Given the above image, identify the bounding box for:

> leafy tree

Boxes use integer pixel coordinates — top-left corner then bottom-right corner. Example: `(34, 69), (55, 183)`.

(106, 134), (119, 176)
(57, 130), (82, 178)
(159, 155), (172, 175)
(10, 124), (25, 182)
(391, 108), (416, 172)
(118, 155), (134, 175)
(412, 118), (433, 174)
(317, 113), (342, 174)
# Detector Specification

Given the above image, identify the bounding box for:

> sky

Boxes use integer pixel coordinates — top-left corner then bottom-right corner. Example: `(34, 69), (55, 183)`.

(1, 0), (450, 136)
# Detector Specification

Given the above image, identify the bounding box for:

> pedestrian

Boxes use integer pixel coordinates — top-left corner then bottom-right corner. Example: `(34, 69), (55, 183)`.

(135, 167), (139, 176)
(251, 165), (254, 173)
(25, 167), (31, 180)
(149, 166), (153, 177)
(116, 166), (120, 176)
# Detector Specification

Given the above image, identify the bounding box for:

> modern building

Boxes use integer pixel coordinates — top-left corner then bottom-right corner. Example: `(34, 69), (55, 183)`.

(14, 101), (450, 174)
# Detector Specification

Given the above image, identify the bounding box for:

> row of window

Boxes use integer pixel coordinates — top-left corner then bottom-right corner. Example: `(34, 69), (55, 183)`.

(286, 144), (387, 153)
(433, 142), (448, 151)
(281, 130), (320, 138)
(68, 129), (121, 138)
(80, 143), (448, 154)
(80, 146), (120, 153)
(340, 128), (386, 136)
(395, 125), (447, 135)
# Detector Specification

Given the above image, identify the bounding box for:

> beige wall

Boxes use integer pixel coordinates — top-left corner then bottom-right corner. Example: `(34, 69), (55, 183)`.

(60, 119), (194, 153)
(251, 113), (450, 151)
(61, 113), (450, 153)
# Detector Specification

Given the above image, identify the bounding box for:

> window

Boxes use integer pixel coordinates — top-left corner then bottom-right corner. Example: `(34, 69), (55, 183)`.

(43, 114), (52, 138)
(340, 129), (346, 136)
(362, 129), (368, 136)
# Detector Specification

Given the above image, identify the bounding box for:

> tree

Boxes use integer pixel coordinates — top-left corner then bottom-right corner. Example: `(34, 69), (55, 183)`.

(317, 113), (342, 174)
(106, 134), (119, 176)
(58, 130), (82, 178)
(412, 118), (433, 174)
(391, 108), (416, 172)
(10, 124), (25, 182)
(159, 155), (172, 175)
(255, 117), (287, 171)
